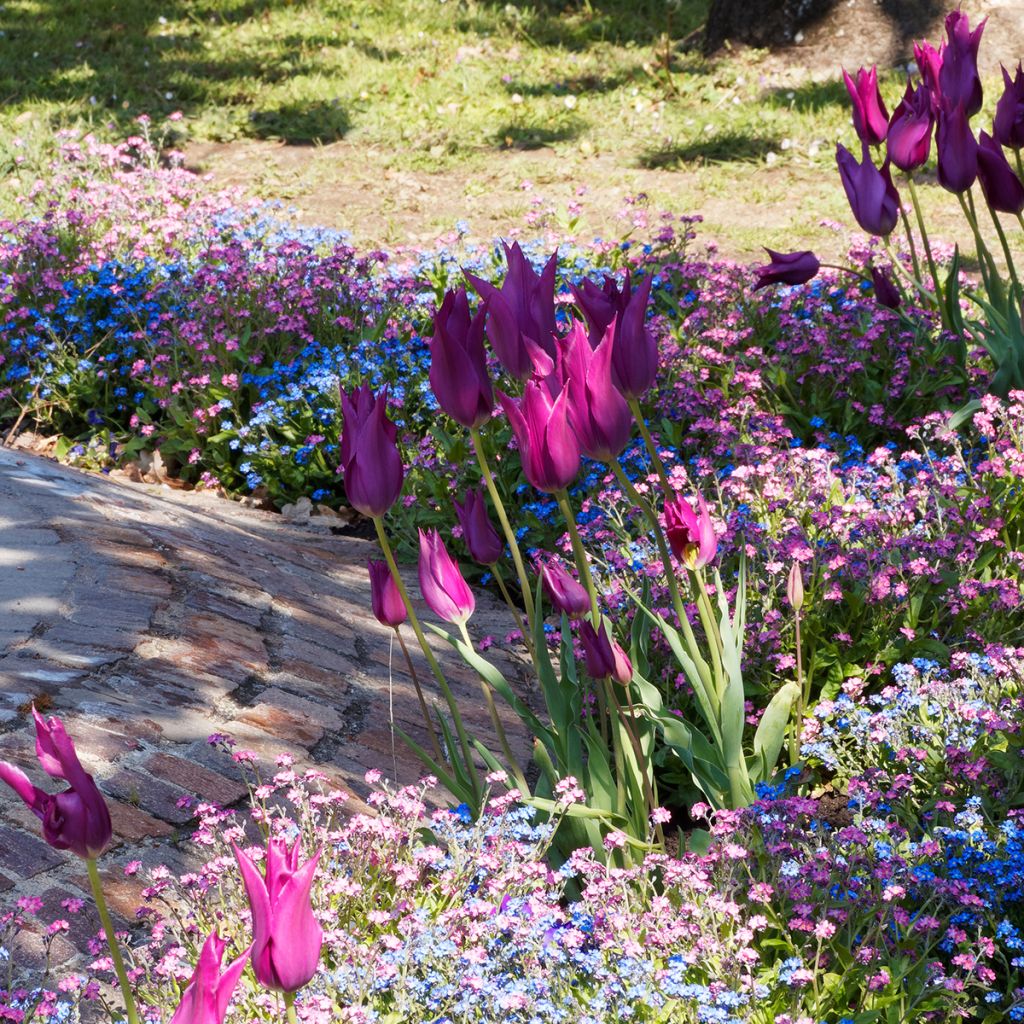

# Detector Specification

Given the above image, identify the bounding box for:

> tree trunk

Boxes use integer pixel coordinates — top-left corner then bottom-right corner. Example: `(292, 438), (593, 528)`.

(703, 0), (838, 54)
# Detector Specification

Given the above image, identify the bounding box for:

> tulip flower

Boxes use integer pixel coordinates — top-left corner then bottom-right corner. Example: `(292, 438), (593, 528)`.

(0, 708), (112, 860)
(571, 271), (629, 347)
(977, 130), (1024, 215)
(499, 381), (580, 493)
(339, 385), (404, 518)
(753, 249), (820, 290)
(453, 488), (504, 566)
(843, 66), (889, 146)
(540, 558), (591, 619)
(429, 288), (493, 430)
(994, 63), (1024, 150)
(886, 81), (933, 172)
(938, 10), (985, 118)
(664, 492), (717, 571)
(233, 837), (323, 994)
(870, 266), (902, 310)
(914, 41), (943, 105)
(609, 273), (658, 401)
(368, 559), (407, 628)
(836, 143), (900, 237)
(562, 320), (632, 462)
(578, 620), (632, 685)
(935, 101), (978, 194)
(418, 528), (475, 624)
(169, 931), (252, 1024)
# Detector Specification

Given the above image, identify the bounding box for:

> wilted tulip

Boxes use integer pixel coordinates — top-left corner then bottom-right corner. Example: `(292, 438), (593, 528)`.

(540, 558), (591, 619)
(753, 249), (820, 290)
(664, 492), (717, 571)
(938, 9), (986, 118)
(843, 66), (889, 146)
(418, 528), (475, 624)
(994, 63), (1024, 150)
(870, 266), (902, 310)
(339, 385), (404, 518)
(499, 381), (580, 493)
(0, 708), (112, 860)
(234, 837), (323, 994)
(169, 931), (252, 1024)
(977, 131), (1024, 214)
(453, 489), (504, 565)
(936, 101), (978, 193)
(429, 288), (493, 430)
(562, 320), (632, 462)
(368, 559), (407, 628)
(836, 143), (900, 237)
(886, 81), (933, 172)
(579, 620), (632, 685)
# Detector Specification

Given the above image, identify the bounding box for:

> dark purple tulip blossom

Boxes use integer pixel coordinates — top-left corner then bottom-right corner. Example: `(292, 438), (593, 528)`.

(936, 101), (979, 193)
(540, 558), (591, 619)
(938, 9), (986, 118)
(886, 81), (934, 172)
(499, 381), (580, 493)
(871, 266), (902, 310)
(994, 63), (1024, 150)
(368, 559), (407, 628)
(429, 288), (493, 430)
(977, 131), (1024, 215)
(571, 271), (629, 348)
(753, 248), (820, 290)
(843, 66), (889, 146)
(453, 488), (504, 565)
(836, 143), (900, 237)
(339, 385), (404, 518)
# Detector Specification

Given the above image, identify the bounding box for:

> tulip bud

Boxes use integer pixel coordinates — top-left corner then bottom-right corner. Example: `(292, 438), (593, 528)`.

(870, 266), (902, 310)
(418, 528), (475, 624)
(169, 931), (252, 1024)
(913, 41), (942, 105)
(664, 492), (717, 571)
(936, 101), (979, 194)
(843, 66), (889, 146)
(994, 63), (1024, 150)
(938, 10), (986, 119)
(368, 559), (407, 628)
(339, 385), (404, 518)
(571, 271), (626, 347)
(429, 288), (493, 430)
(540, 558), (591, 619)
(977, 131), (1024, 215)
(786, 562), (805, 613)
(579, 620), (632, 685)
(609, 274), (659, 401)
(753, 248), (820, 290)
(836, 142), (900, 237)
(0, 708), (112, 860)
(499, 381), (580, 493)
(453, 488), (504, 565)
(886, 81), (933, 172)
(234, 838), (322, 994)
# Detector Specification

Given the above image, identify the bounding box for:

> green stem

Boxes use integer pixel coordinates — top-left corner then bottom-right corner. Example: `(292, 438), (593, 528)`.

(897, 199), (923, 283)
(86, 858), (141, 1024)
(556, 490), (600, 622)
(986, 203), (1024, 308)
(627, 397), (673, 495)
(284, 991), (298, 1024)
(960, 190), (1000, 290)
(491, 563), (533, 655)
(470, 429), (535, 626)
(906, 177), (944, 313)
(691, 570), (725, 700)
(394, 627), (444, 764)
(610, 679), (665, 848)
(790, 610), (804, 768)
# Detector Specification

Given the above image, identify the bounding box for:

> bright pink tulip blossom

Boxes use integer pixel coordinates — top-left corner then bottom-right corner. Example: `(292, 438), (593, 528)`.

(233, 837), (323, 994)
(886, 81), (934, 172)
(418, 528), (475, 624)
(339, 385), (404, 519)
(0, 708), (112, 860)
(540, 558), (591, 619)
(664, 492), (718, 570)
(168, 931), (252, 1024)
(499, 381), (580, 493)
(842, 66), (889, 146)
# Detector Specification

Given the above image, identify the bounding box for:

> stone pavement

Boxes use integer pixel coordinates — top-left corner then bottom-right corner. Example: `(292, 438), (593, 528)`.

(0, 445), (528, 969)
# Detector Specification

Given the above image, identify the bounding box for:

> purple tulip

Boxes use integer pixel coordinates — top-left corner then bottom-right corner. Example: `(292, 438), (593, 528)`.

(609, 273), (658, 400)
(169, 931), (252, 1024)
(234, 837), (323, 994)
(753, 248), (820, 290)
(540, 558), (591, 619)
(843, 66), (889, 146)
(870, 266), (902, 310)
(936, 101), (978, 194)
(886, 81), (933, 172)
(418, 528), (475, 624)
(994, 63), (1024, 150)
(914, 41), (943, 105)
(571, 271), (629, 347)
(836, 142), (900, 237)
(664, 492), (717, 571)
(977, 131), (1024, 215)
(562, 319), (632, 462)
(938, 10), (985, 118)
(429, 288), (493, 430)
(0, 708), (112, 860)
(499, 381), (580, 493)
(578, 621), (632, 685)
(368, 559), (407, 628)
(339, 385), (404, 518)
(453, 488), (504, 565)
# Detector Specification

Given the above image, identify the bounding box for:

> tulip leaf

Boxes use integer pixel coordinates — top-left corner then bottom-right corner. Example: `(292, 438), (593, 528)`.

(394, 724), (471, 808)
(751, 681), (801, 783)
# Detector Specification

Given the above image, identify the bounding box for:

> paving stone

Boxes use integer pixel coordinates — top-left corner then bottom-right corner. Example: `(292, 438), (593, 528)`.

(107, 800), (177, 844)
(105, 768), (196, 825)
(143, 752), (248, 806)
(0, 824), (64, 876)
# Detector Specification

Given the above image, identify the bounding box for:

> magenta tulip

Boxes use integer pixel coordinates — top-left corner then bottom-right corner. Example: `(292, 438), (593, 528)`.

(0, 708), (112, 860)
(540, 558), (591, 619)
(339, 385), (404, 518)
(914, 41), (943, 105)
(578, 621), (632, 685)
(562, 319), (632, 462)
(664, 492), (717, 570)
(994, 63), (1024, 150)
(499, 381), (580, 493)
(453, 488), (504, 565)
(571, 271), (629, 347)
(843, 66), (889, 146)
(368, 559), (407, 628)
(886, 81), (933, 172)
(936, 101), (978, 194)
(418, 528), (475, 624)
(938, 10), (985, 118)
(836, 143), (900, 237)
(609, 273), (658, 400)
(753, 249), (820, 290)
(169, 931), (252, 1024)
(233, 837), (323, 994)
(429, 288), (493, 430)
(870, 266), (902, 310)
(977, 130), (1024, 214)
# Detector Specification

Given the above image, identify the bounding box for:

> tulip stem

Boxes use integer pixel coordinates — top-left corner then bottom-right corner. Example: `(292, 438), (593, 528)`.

(906, 177), (943, 314)
(985, 204), (1024, 310)
(897, 199), (924, 284)
(491, 563), (533, 656)
(959, 191), (1000, 293)
(626, 397), (673, 496)
(284, 991), (298, 1024)
(394, 626), (445, 765)
(372, 517), (482, 807)
(555, 490), (600, 622)
(789, 607), (804, 768)
(470, 429), (535, 627)
(86, 858), (141, 1024)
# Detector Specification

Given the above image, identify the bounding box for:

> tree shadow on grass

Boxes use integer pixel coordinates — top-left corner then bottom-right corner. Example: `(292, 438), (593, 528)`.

(763, 79), (848, 114)
(494, 122), (583, 150)
(639, 131), (781, 168)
